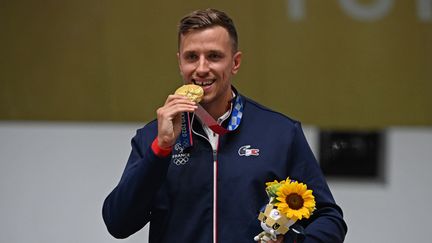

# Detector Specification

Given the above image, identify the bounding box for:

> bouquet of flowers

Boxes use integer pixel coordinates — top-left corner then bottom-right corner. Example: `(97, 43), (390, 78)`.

(254, 178), (316, 242)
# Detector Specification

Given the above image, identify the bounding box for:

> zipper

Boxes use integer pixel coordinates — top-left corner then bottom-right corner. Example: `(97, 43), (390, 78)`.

(191, 115), (220, 243)
(213, 148), (218, 243)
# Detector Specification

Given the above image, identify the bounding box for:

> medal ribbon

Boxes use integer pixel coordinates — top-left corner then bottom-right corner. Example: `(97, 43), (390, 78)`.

(179, 112), (193, 149)
(179, 95), (244, 148)
(195, 95), (244, 135)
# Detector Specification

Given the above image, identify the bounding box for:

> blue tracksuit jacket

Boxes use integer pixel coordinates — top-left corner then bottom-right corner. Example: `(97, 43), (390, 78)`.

(102, 93), (347, 243)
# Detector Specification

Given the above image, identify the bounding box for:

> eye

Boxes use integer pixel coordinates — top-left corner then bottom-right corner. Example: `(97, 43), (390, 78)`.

(208, 52), (223, 61)
(262, 216), (267, 223)
(183, 52), (198, 62)
(272, 223), (280, 230)
(271, 210), (280, 217)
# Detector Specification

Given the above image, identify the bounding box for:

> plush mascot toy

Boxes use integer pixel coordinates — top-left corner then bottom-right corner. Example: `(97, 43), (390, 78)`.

(253, 204), (296, 242)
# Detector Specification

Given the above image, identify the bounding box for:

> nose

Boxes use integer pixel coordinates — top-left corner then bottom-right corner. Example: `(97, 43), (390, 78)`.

(196, 56), (210, 76)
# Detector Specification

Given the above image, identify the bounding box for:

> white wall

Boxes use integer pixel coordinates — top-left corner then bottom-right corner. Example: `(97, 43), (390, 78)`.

(0, 122), (149, 243)
(330, 128), (432, 243)
(1, 122), (431, 243)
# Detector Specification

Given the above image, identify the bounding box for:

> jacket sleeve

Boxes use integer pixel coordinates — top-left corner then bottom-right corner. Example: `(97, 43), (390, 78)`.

(285, 122), (348, 243)
(102, 127), (171, 239)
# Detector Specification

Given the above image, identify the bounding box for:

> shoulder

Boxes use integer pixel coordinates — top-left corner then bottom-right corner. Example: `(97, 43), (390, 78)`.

(135, 119), (158, 139)
(241, 95), (300, 128)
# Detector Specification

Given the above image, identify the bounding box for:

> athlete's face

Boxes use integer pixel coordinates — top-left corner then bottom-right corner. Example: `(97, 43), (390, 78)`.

(177, 26), (241, 114)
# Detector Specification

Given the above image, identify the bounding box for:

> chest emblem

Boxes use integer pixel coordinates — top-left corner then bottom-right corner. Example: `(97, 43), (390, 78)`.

(238, 145), (260, 157)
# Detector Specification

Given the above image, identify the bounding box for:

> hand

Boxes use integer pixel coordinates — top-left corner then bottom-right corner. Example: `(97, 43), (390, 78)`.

(268, 235), (284, 243)
(156, 94), (197, 148)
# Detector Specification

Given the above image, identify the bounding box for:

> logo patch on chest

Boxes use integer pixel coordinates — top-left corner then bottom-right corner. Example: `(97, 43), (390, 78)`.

(238, 145), (260, 157)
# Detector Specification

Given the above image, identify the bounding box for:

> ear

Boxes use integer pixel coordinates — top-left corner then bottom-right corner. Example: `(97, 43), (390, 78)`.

(231, 51), (242, 75)
(177, 52), (183, 75)
(177, 52), (180, 67)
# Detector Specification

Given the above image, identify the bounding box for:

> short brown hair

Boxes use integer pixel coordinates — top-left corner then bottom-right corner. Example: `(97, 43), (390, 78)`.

(178, 8), (239, 53)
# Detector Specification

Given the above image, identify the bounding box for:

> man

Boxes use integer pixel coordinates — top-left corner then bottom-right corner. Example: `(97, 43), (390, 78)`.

(103, 8), (347, 243)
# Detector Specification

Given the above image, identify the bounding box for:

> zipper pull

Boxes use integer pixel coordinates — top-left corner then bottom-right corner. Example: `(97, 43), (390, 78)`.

(212, 150), (217, 162)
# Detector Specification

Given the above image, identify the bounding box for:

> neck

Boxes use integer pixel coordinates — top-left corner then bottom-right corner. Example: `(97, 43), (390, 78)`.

(203, 92), (233, 120)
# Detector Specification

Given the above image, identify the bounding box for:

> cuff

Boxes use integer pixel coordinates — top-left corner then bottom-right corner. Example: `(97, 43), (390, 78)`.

(151, 137), (173, 157)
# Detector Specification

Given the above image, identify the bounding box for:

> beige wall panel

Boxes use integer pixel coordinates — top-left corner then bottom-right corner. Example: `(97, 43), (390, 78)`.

(1, 1), (431, 128)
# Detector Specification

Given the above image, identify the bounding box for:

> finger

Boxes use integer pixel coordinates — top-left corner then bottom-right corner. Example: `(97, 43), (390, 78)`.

(165, 100), (198, 111)
(161, 101), (197, 115)
(267, 236), (283, 243)
(158, 104), (197, 119)
(275, 235), (284, 243)
(164, 94), (197, 105)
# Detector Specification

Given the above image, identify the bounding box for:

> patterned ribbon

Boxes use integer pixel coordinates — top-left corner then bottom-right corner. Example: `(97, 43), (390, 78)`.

(179, 112), (193, 148)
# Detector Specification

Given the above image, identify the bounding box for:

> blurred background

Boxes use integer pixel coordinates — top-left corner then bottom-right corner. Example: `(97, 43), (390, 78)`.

(1, 1), (431, 242)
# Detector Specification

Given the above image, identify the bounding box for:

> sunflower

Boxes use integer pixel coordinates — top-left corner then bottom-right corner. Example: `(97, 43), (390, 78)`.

(275, 180), (316, 221)
(265, 179), (285, 198)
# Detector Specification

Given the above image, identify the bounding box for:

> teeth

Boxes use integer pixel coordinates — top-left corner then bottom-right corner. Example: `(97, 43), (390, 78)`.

(193, 80), (214, 86)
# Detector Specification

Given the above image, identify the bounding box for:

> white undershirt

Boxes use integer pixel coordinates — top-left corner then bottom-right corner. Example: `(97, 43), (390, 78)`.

(201, 106), (232, 150)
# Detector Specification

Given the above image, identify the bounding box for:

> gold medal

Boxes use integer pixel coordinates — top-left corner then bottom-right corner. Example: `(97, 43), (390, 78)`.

(174, 84), (204, 103)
